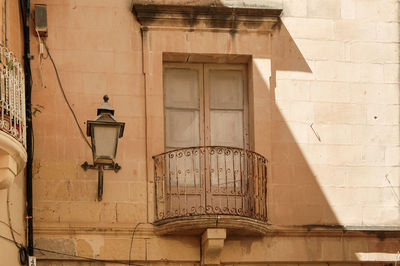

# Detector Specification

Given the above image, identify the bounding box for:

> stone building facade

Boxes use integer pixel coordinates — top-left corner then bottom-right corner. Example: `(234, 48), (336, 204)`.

(0, 1), (28, 265)
(1, 0), (400, 265)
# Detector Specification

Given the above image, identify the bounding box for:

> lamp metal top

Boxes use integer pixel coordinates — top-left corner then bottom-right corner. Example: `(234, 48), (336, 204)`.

(86, 95), (125, 138)
(97, 95), (114, 115)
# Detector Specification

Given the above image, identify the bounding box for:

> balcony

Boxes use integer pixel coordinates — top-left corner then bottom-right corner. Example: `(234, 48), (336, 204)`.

(153, 146), (268, 235)
(0, 46), (27, 189)
(0, 46), (26, 146)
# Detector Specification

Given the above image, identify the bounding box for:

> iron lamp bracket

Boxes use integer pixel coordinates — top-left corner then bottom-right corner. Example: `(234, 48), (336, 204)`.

(80, 161), (122, 201)
(81, 161), (121, 173)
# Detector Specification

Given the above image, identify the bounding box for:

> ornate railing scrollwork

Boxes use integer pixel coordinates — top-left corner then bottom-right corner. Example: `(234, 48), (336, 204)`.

(153, 146), (268, 223)
(0, 46), (26, 147)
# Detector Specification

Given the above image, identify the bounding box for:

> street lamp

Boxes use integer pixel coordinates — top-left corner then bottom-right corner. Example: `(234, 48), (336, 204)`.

(81, 95), (125, 201)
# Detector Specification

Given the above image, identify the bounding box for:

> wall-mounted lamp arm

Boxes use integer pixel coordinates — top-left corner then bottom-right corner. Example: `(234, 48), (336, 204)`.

(80, 95), (125, 201)
(81, 161), (121, 173)
(80, 162), (121, 201)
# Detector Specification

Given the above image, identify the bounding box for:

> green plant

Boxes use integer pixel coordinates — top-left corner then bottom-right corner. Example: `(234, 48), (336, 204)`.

(27, 104), (44, 122)
(7, 61), (13, 70)
(32, 104), (44, 117)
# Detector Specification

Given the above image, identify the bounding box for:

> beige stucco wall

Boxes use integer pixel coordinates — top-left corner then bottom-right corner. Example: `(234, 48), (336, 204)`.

(0, 1), (26, 266)
(30, 0), (399, 265)
(2, 0), (24, 60)
(0, 171), (26, 266)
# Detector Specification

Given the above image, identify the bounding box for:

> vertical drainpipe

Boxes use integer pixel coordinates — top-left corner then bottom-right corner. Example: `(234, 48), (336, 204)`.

(19, 0), (33, 256)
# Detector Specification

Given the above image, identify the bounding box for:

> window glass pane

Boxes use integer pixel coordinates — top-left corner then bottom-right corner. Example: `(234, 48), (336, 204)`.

(93, 126), (119, 164)
(164, 68), (199, 109)
(165, 109), (200, 148)
(210, 110), (243, 148)
(209, 70), (243, 110)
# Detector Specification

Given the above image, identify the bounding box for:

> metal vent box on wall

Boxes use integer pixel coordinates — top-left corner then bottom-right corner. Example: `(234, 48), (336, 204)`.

(34, 4), (47, 37)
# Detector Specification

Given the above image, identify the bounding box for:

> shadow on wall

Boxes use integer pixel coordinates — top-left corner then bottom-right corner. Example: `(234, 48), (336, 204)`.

(261, 22), (340, 226)
(145, 0), (343, 226)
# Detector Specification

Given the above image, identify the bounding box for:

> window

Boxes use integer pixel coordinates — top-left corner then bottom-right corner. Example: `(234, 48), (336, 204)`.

(163, 63), (249, 151)
(158, 62), (262, 216)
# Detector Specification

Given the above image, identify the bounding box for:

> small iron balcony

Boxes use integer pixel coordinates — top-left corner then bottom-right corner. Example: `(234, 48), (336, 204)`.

(153, 146), (268, 231)
(0, 46), (26, 147)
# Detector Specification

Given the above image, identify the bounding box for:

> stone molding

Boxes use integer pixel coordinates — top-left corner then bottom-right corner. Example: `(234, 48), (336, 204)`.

(34, 223), (155, 238)
(154, 216), (400, 237)
(0, 131), (27, 189)
(34, 219), (400, 239)
(153, 215), (270, 235)
(34, 224), (400, 263)
(132, 4), (282, 32)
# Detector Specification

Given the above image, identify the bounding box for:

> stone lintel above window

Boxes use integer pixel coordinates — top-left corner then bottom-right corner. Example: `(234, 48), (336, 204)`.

(132, 4), (282, 32)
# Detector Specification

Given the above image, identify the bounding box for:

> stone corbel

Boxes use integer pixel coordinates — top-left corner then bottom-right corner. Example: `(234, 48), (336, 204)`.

(0, 131), (27, 189)
(201, 228), (226, 265)
(0, 153), (18, 189)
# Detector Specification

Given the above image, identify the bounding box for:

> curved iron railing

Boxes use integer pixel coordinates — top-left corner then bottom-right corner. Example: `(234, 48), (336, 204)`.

(153, 146), (268, 223)
(0, 46), (26, 147)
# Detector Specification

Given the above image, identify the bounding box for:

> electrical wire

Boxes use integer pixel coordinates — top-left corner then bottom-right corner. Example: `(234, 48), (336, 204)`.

(34, 28), (47, 90)
(33, 14), (147, 266)
(31, 28), (50, 162)
(7, 188), (28, 265)
(34, 29), (48, 60)
(0, 231), (28, 265)
(42, 41), (92, 150)
(6, 188), (19, 249)
(19, 246), (28, 265)
(0, 233), (143, 266)
(384, 173), (400, 206)
(128, 222), (146, 266)
(6, 186), (27, 265)
(0, 220), (21, 236)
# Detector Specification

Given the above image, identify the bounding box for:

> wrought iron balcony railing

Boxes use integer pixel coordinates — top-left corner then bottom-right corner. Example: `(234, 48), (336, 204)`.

(153, 146), (268, 224)
(0, 46), (26, 147)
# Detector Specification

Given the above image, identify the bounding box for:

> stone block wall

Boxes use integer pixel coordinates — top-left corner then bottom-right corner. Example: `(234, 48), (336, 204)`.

(0, 1), (26, 266)
(29, 0), (400, 265)
(269, 0), (399, 226)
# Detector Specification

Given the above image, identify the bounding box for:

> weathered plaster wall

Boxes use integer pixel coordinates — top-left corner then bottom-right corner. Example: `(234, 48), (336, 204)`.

(1, 0), (24, 59)
(0, 1), (26, 266)
(29, 0), (399, 265)
(0, 171), (26, 266)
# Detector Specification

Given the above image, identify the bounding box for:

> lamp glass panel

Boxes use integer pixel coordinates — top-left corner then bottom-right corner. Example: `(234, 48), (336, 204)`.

(93, 125), (119, 163)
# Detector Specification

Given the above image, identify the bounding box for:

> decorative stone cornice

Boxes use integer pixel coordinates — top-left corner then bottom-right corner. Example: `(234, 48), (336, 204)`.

(132, 4), (282, 32)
